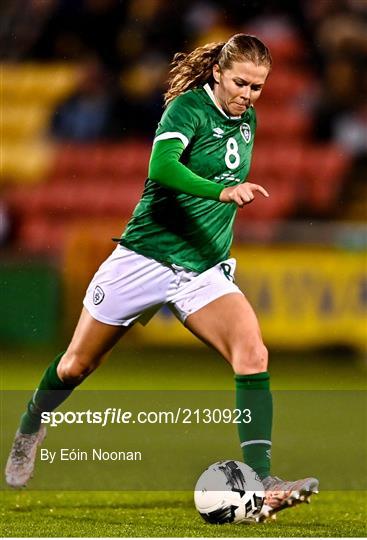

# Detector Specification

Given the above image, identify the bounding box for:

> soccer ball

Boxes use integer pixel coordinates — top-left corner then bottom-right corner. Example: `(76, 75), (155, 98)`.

(194, 460), (265, 524)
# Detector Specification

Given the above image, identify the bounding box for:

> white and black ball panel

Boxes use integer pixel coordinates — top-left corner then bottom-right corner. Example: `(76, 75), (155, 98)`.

(194, 460), (265, 524)
(199, 502), (242, 524)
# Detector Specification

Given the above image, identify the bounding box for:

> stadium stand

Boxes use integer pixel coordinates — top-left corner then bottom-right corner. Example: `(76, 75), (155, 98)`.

(1, 4), (359, 256)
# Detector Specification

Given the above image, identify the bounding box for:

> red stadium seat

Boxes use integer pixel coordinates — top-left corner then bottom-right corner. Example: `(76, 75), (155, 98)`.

(236, 176), (299, 221)
(16, 216), (70, 254)
(52, 141), (151, 181)
(261, 70), (315, 103)
(6, 178), (143, 219)
(255, 104), (312, 140)
(251, 143), (305, 179)
(243, 24), (307, 65)
(302, 146), (350, 212)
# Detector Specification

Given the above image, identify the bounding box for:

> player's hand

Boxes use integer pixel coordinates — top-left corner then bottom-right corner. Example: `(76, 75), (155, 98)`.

(219, 183), (269, 207)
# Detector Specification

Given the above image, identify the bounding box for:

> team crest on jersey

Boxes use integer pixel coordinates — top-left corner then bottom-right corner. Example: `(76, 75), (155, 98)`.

(240, 123), (251, 143)
(93, 286), (105, 305)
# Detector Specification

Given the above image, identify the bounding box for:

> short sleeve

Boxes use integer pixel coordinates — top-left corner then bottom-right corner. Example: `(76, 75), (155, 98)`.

(153, 92), (201, 149)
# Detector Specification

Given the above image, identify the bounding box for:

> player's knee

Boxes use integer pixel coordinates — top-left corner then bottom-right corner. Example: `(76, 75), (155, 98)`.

(232, 342), (268, 374)
(57, 351), (96, 385)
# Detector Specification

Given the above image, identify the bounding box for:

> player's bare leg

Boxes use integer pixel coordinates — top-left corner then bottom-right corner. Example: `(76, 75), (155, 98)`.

(185, 293), (318, 520)
(6, 308), (129, 488)
(185, 292), (267, 374)
(57, 308), (130, 383)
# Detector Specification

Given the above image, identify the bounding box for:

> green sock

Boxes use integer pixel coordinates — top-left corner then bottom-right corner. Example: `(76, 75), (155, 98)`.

(235, 371), (273, 479)
(20, 352), (76, 434)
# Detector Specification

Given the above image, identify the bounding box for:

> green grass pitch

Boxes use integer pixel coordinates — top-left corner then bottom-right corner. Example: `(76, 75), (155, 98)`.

(1, 345), (366, 537)
(1, 491), (366, 537)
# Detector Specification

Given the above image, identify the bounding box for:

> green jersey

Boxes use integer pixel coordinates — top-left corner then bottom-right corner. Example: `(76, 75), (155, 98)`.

(120, 83), (257, 272)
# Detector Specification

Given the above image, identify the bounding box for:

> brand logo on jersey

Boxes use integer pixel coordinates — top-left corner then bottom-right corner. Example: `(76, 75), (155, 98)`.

(240, 123), (251, 143)
(93, 286), (105, 305)
(212, 127), (224, 138)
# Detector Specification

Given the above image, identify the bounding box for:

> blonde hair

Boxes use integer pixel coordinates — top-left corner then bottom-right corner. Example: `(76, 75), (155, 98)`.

(164, 34), (272, 107)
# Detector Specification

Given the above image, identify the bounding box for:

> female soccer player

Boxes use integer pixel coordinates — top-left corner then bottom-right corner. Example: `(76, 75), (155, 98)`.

(6, 34), (318, 520)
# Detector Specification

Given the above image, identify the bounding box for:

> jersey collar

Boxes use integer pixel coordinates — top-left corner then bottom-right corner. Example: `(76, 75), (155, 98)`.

(203, 83), (242, 120)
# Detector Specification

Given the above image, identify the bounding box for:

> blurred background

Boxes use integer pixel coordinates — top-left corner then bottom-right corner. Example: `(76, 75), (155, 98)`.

(1, 0), (366, 364)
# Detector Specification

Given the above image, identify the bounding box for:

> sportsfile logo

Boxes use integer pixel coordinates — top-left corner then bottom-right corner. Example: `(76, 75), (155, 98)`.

(40, 407), (252, 427)
(212, 127), (224, 138)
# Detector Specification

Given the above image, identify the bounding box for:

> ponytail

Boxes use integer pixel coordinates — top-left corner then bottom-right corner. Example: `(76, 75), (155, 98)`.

(164, 42), (224, 106)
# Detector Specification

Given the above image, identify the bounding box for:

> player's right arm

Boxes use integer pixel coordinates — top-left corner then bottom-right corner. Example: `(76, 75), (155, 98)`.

(219, 183), (269, 207)
(149, 139), (223, 200)
(149, 139), (269, 205)
(149, 92), (224, 200)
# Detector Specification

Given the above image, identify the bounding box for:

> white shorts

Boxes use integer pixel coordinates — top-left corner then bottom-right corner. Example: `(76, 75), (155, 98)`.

(83, 245), (242, 326)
